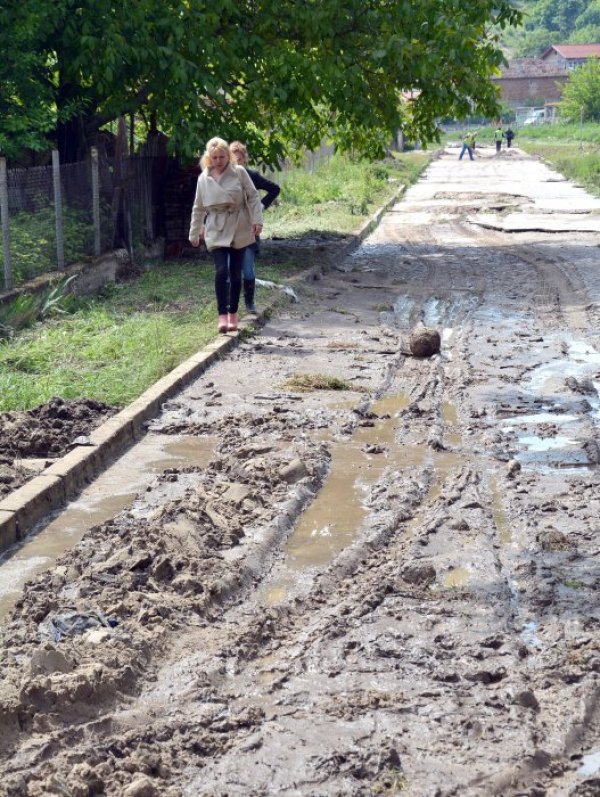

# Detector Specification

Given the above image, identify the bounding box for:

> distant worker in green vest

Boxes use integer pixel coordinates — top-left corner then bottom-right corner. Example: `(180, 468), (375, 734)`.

(458, 130), (477, 161)
(494, 125), (503, 153)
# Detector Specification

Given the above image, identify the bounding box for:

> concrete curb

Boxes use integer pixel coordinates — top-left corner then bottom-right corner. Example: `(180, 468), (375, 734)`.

(0, 182), (407, 553)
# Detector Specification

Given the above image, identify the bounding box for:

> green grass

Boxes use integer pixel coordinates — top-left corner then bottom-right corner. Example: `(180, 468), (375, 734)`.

(0, 151), (434, 413)
(0, 206), (93, 287)
(517, 122), (600, 196)
(267, 151), (431, 238)
(0, 258), (301, 411)
(280, 373), (355, 392)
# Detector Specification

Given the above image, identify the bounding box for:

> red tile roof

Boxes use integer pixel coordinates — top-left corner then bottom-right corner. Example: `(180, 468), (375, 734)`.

(541, 44), (600, 59)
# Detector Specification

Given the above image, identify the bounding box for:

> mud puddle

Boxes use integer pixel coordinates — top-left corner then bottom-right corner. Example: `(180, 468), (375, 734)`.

(261, 395), (411, 603)
(578, 751), (600, 777)
(0, 434), (215, 622)
(286, 395), (410, 566)
(265, 393), (468, 603)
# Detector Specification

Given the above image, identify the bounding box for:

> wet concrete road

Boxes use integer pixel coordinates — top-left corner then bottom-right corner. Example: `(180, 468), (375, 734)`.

(1, 146), (600, 797)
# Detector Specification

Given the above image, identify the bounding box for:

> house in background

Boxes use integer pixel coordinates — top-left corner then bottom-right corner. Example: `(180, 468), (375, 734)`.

(491, 58), (567, 107)
(493, 43), (600, 110)
(541, 43), (600, 70)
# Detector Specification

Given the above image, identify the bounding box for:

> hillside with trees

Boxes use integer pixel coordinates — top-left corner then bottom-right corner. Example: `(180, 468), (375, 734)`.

(504, 0), (600, 57)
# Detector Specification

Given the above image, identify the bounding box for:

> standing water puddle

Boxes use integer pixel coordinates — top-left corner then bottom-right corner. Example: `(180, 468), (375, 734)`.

(284, 394), (410, 570)
(495, 337), (600, 470)
(0, 434), (216, 621)
(442, 401), (461, 447)
(490, 477), (512, 545)
(577, 751), (600, 777)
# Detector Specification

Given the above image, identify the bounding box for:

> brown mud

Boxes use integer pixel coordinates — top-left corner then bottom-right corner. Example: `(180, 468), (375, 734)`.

(1, 147), (600, 796)
(0, 398), (116, 498)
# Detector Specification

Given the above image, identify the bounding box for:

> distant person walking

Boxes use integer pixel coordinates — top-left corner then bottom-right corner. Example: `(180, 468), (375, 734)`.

(504, 127), (515, 148)
(494, 125), (503, 153)
(189, 137), (264, 333)
(459, 131), (477, 161)
(230, 141), (280, 314)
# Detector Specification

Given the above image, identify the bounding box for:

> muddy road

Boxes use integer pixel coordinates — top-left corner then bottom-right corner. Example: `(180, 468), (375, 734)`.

(1, 146), (600, 796)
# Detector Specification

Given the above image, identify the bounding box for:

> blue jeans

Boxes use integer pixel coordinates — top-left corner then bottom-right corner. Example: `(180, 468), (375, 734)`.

(212, 247), (245, 314)
(459, 143), (473, 161)
(242, 239), (259, 281)
(242, 244), (256, 281)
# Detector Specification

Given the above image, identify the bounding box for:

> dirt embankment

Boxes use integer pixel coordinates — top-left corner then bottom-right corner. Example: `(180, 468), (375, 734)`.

(0, 398), (116, 498)
(1, 147), (600, 796)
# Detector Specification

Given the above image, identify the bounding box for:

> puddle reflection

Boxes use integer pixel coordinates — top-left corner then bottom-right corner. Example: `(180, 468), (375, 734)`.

(578, 751), (600, 777)
(285, 394), (410, 570)
(490, 478), (512, 545)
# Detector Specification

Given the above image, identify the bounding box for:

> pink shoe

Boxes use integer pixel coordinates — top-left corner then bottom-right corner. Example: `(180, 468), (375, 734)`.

(218, 314), (228, 333)
(227, 312), (238, 332)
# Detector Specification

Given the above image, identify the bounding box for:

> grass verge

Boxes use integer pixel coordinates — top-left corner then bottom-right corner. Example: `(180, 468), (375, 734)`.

(280, 373), (355, 392)
(511, 122), (600, 196)
(0, 151), (433, 413)
(0, 258), (300, 412)
(267, 151), (431, 237)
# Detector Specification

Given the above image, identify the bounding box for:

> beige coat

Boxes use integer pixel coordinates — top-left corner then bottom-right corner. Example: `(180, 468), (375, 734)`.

(189, 164), (263, 250)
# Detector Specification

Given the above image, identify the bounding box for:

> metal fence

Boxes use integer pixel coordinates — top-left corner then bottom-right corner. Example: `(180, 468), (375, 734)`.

(0, 149), (160, 291)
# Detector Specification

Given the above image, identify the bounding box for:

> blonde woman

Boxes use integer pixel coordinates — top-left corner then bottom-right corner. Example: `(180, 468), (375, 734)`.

(189, 137), (263, 332)
(230, 141), (280, 313)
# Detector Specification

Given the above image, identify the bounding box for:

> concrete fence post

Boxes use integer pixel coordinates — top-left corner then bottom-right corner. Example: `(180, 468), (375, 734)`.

(0, 157), (11, 290)
(52, 149), (65, 270)
(91, 147), (101, 256)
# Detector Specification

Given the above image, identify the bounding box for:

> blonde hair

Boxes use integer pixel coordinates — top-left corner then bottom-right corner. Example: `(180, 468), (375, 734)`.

(200, 137), (230, 170)
(229, 140), (248, 160)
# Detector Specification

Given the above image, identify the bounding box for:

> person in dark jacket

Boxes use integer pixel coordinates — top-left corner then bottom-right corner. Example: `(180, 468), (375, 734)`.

(504, 127), (515, 148)
(230, 141), (280, 313)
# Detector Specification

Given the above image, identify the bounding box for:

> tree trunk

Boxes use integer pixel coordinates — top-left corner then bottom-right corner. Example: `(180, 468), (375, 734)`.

(56, 73), (94, 163)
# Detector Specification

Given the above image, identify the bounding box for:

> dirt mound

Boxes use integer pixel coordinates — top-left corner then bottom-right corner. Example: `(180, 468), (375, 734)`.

(0, 397), (116, 498)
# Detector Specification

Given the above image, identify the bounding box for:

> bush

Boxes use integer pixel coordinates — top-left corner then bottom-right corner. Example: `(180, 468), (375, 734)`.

(0, 205), (92, 288)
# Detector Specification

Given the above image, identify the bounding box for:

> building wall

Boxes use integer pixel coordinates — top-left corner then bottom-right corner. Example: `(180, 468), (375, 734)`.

(493, 74), (568, 105)
(541, 50), (566, 68)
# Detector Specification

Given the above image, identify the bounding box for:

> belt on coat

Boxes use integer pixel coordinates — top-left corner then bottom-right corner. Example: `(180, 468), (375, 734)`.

(207, 204), (238, 232)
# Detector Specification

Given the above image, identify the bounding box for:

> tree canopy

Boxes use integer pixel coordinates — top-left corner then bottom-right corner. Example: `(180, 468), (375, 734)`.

(559, 56), (600, 121)
(0, 0), (521, 164)
(505, 0), (600, 58)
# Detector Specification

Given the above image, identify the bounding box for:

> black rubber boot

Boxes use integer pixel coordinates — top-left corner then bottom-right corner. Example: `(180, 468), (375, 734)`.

(243, 278), (257, 313)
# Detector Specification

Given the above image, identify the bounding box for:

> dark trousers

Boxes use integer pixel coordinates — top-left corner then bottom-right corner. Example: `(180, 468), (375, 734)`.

(495, 140), (501, 152)
(212, 247), (245, 314)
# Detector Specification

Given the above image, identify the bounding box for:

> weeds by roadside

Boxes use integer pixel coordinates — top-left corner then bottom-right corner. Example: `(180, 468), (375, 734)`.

(0, 276), (78, 339)
(268, 152), (430, 238)
(519, 139), (600, 195)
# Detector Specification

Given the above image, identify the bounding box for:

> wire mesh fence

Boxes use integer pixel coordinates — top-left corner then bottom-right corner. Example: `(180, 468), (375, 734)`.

(0, 150), (165, 292)
(4, 162), (57, 286)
